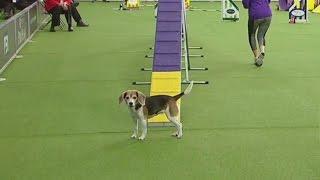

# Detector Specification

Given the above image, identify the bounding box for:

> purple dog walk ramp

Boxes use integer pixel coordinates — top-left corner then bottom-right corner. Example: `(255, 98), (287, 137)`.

(152, 0), (183, 72)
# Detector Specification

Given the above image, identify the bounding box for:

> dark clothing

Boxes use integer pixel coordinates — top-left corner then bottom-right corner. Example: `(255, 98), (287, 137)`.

(48, 6), (72, 27)
(242, 0), (272, 20)
(0, 0), (15, 19)
(1, 0), (36, 19)
(248, 17), (272, 50)
(15, 0), (37, 10)
(70, 4), (82, 22)
(0, 0), (11, 8)
(47, 5), (82, 27)
(0, 0), (36, 11)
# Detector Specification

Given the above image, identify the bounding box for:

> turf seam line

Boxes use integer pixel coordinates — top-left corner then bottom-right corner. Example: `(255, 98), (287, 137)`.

(0, 79), (150, 85)
(0, 125), (318, 139)
(2, 75), (320, 85)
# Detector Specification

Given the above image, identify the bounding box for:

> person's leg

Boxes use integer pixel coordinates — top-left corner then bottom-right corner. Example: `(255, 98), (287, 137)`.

(248, 18), (260, 60)
(64, 8), (73, 31)
(254, 17), (271, 66)
(48, 6), (64, 32)
(257, 17), (272, 56)
(70, 6), (81, 22)
(70, 6), (88, 26)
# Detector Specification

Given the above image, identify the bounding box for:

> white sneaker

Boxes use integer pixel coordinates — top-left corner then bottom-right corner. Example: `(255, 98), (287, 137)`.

(255, 54), (264, 67)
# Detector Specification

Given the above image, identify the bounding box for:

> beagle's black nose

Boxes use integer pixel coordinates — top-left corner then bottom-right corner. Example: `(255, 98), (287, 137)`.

(129, 102), (133, 106)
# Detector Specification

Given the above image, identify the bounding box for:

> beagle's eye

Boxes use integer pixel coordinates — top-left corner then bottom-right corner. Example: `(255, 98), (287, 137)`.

(133, 97), (137, 100)
(125, 97), (129, 100)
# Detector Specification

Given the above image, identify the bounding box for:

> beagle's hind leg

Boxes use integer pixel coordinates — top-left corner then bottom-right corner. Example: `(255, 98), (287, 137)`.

(165, 111), (183, 138)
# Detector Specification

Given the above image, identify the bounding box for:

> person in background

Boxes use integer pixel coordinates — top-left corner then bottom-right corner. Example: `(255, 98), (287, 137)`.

(242, 0), (272, 67)
(70, 0), (89, 27)
(45, 0), (88, 32)
(0, 0), (15, 19)
(45, 0), (73, 32)
(15, 0), (37, 10)
(0, 0), (37, 20)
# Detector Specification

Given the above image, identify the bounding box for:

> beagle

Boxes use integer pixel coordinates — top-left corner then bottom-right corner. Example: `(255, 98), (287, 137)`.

(119, 82), (193, 140)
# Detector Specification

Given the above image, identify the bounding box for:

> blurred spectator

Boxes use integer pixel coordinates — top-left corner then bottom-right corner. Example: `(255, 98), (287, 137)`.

(45, 0), (88, 32)
(45, 0), (73, 32)
(15, 0), (37, 10)
(0, 0), (15, 19)
(0, 0), (37, 20)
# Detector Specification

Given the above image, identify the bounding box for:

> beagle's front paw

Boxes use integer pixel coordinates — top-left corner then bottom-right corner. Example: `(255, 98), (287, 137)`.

(131, 134), (137, 139)
(138, 136), (145, 140)
(171, 132), (178, 137)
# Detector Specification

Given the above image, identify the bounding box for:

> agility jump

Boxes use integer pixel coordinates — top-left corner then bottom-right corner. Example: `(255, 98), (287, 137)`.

(222, 0), (240, 21)
(279, 0), (320, 23)
(119, 0), (140, 10)
(289, 0), (308, 23)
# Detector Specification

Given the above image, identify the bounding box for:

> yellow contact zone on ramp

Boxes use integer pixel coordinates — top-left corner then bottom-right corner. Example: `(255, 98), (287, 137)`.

(313, 5), (320, 13)
(308, 0), (315, 10)
(149, 71), (181, 123)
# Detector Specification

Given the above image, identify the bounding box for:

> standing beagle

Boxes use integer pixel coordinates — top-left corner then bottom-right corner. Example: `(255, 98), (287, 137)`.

(119, 82), (193, 140)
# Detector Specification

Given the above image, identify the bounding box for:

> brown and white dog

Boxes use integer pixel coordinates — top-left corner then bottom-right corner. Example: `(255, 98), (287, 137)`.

(119, 82), (193, 140)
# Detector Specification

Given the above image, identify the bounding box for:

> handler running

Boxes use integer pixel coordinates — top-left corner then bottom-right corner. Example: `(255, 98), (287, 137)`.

(242, 0), (272, 67)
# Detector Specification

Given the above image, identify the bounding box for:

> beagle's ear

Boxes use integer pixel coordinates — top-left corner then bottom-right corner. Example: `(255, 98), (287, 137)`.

(136, 91), (146, 106)
(119, 91), (127, 104)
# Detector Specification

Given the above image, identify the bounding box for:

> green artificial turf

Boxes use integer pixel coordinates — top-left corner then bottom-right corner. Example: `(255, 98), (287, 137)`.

(0, 2), (319, 179)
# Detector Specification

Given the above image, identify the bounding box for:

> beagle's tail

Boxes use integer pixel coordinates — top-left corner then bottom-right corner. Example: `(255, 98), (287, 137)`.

(173, 81), (194, 101)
